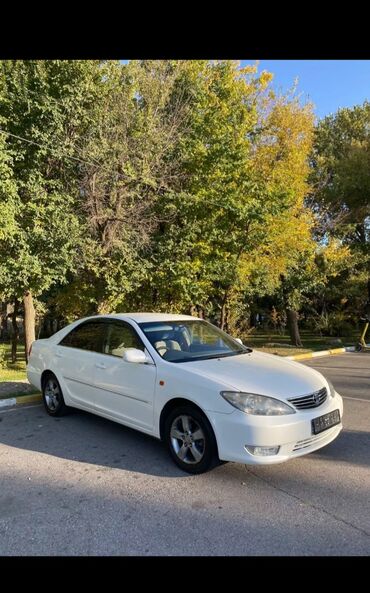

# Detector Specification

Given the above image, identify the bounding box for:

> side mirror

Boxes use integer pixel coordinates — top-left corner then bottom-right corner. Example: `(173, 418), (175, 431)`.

(234, 338), (243, 345)
(122, 348), (150, 364)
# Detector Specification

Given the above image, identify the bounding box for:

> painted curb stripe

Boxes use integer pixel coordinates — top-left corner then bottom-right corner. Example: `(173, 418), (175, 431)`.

(286, 347), (354, 361)
(286, 352), (314, 360)
(16, 393), (42, 404)
(0, 393), (41, 409)
(0, 398), (17, 408)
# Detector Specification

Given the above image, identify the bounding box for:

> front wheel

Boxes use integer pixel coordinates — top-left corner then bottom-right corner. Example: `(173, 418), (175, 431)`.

(164, 405), (220, 474)
(42, 373), (71, 417)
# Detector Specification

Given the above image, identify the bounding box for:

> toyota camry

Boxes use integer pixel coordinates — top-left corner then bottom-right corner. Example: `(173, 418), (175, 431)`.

(27, 313), (343, 474)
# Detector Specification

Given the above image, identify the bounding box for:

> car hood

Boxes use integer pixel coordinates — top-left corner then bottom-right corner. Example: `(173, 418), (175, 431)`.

(181, 350), (328, 400)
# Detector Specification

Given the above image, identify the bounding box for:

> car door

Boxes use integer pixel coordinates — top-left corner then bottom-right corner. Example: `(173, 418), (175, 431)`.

(55, 320), (106, 411)
(93, 320), (157, 431)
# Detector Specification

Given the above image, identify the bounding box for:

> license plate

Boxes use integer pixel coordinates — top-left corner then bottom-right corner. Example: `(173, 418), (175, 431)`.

(312, 409), (341, 435)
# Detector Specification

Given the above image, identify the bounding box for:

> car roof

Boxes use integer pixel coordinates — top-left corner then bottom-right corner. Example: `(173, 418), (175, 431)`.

(104, 312), (198, 323)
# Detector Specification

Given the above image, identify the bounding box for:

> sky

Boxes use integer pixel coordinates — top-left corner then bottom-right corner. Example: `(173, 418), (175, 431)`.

(121, 60), (370, 120)
(241, 60), (370, 119)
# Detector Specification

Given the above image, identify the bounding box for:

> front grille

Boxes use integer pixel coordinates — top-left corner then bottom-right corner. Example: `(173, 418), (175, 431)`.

(293, 425), (338, 451)
(288, 387), (328, 410)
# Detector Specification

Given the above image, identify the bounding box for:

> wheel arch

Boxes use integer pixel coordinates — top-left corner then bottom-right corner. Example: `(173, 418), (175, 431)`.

(159, 397), (220, 458)
(40, 369), (57, 389)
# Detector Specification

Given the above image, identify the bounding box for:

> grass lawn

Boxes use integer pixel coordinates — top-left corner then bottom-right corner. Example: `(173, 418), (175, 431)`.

(244, 329), (357, 356)
(0, 344), (39, 399)
(0, 342), (27, 378)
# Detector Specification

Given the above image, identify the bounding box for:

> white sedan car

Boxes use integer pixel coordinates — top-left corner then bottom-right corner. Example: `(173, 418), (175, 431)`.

(27, 313), (343, 474)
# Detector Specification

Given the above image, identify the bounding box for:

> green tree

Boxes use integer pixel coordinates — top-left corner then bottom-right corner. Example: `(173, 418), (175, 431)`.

(73, 60), (192, 314)
(0, 60), (103, 359)
(310, 102), (370, 302)
(135, 61), (315, 340)
(0, 122), (20, 360)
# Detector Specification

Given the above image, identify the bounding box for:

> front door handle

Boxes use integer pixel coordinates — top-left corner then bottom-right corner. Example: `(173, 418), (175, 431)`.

(95, 362), (107, 369)
(55, 352), (63, 358)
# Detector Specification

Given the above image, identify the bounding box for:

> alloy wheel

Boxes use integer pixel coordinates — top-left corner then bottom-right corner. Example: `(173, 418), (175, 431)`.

(44, 378), (61, 411)
(170, 414), (206, 465)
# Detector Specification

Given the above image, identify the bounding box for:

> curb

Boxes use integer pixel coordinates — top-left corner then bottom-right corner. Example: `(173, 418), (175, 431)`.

(0, 393), (42, 409)
(286, 346), (355, 362)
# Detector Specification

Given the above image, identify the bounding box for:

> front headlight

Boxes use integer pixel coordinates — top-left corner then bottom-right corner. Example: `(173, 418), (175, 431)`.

(326, 379), (336, 398)
(220, 391), (296, 415)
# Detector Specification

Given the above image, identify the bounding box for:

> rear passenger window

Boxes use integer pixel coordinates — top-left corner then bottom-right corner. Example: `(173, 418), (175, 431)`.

(59, 322), (106, 353)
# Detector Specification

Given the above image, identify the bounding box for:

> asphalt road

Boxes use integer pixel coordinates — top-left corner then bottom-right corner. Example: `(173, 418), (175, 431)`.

(0, 352), (369, 556)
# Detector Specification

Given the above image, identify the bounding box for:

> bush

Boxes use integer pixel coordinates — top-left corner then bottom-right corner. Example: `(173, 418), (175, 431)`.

(307, 312), (354, 337)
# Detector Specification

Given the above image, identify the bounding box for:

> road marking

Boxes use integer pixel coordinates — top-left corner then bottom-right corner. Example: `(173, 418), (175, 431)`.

(0, 404), (42, 414)
(342, 396), (370, 403)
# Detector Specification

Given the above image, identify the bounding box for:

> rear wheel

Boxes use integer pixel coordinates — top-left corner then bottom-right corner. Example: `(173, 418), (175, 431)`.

(355, 342), (364, 352)
(42, 373), (70, 417)
(164, 404), (220, 474)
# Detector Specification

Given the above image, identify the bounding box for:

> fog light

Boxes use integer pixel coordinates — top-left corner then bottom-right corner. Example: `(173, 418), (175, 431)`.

(245, 445), (280, 456)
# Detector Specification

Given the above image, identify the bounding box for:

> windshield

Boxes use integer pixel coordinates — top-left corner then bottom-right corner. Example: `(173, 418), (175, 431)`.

(138, 319), (251, 363)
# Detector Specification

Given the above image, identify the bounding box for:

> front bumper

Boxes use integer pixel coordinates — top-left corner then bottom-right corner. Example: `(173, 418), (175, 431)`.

(207, 391), (343, 465)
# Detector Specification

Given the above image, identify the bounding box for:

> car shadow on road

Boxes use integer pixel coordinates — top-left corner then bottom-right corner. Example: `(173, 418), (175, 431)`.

(1, 404), (369, 479)
(0, 405), (195, 478)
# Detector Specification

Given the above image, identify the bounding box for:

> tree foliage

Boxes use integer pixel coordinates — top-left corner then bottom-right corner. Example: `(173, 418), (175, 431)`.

(127, 62), (316, 333)
(0, 60), (104, 301)
(310, 101), (370, 307)
(1, 60), (366, 347)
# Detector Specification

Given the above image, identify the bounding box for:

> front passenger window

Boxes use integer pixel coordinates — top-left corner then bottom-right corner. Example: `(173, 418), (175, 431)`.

(106, 323), (144, 358)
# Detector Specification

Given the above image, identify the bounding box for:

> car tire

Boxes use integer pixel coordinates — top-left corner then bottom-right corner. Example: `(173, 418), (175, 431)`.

(355, 342), (364, 352)
(164, 404), (220, 474)
(42, 373), (71, 417)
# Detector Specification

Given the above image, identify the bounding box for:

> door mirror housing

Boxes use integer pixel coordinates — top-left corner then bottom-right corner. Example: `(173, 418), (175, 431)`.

(234, 338), (243, 345)
(122, 348), (151, 364)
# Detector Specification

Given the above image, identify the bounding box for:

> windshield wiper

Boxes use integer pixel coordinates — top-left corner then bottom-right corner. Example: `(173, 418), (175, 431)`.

(171, 348), (252, 363)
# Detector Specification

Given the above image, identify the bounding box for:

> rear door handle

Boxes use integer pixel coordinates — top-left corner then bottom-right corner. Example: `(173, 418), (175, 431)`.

(55, 352), (63, 358)
(95, 362), (107, 369)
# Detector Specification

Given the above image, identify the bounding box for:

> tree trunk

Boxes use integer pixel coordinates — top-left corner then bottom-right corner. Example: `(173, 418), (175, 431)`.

(220, 290), (229, 331)
(41, 317), (52, 338)
(225, 307), (230, 333)
(286, 309), (303, 347)
(23, 290), (36, 363)
(220, 303), (226, 331)
(152, 287), (158, 307)
(221, 305), (230, 333)
(250, 312), (257, 329)
(196, 306), (204, 319)
(1, 302), (8, 340)
(11, 298), (19, 363)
